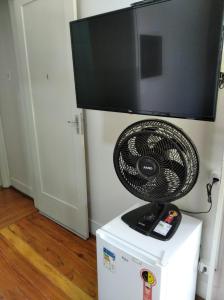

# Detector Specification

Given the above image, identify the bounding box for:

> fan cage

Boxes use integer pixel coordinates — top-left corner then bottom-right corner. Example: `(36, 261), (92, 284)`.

(113, 119), (199, 203)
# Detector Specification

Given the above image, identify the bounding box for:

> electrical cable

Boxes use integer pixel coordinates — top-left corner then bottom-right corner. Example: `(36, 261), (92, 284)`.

(180, 202), (212, 215)
(219, 72), (224, 89)
(180, 178), (219, 215)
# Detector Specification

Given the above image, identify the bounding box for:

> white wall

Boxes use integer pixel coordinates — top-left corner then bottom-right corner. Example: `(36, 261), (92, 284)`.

(0, 0), (32, 195)
(0, 0), (223, 297)
(77, 0), (224, 298)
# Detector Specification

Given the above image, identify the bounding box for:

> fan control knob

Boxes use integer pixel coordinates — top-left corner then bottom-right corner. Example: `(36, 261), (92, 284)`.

(138, 214), (156, 226)
(144, 214), (157, 222)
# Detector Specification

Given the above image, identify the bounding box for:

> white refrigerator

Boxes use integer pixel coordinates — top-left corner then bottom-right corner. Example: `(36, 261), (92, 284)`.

(96, 206), (202, 300)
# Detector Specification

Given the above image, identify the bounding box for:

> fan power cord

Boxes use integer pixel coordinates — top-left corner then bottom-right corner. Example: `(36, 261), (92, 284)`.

(180, 177), (220, 215)
(219, 72), (224, 89)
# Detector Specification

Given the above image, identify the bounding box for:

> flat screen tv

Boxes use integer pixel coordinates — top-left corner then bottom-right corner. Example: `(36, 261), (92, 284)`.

(70, 0), (224, 121)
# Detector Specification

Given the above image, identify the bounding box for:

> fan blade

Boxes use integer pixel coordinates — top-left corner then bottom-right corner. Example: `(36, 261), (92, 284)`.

(119, 140), (139, 168)
(163, 160), (186, 184)
(121, 153), (138, 169)
(153, 138), (184, 153)
(135, 134), (152, 156)
(150, 172), (169, 196)
(123, 170), (148, 187)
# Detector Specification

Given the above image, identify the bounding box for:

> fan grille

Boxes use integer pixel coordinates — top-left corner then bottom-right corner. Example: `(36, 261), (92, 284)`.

(113, 119), (199, 203)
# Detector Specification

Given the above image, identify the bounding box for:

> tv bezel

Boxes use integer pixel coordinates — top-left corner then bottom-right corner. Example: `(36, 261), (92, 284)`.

(70, 2), (224, 122)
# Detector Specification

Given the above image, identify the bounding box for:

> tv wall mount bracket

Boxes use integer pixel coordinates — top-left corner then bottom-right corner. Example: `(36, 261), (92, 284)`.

(131, 0), (171, 7)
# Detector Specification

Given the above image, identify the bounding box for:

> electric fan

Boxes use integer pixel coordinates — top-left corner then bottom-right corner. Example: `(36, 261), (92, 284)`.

(113, 119), (199, 240)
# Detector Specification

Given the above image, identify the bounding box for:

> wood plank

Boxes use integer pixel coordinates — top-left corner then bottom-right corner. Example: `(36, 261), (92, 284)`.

(0, 188), (97, 299)
(7, 218), (97, 298)
(26, 212), (97, 269)
(0, 227), (93, 300)
(0, 188), (36, 229)
(0, 235), (70, 300)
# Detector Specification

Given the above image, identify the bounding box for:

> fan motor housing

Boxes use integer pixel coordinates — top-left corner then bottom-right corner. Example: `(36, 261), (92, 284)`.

(137, 156), (160, 179)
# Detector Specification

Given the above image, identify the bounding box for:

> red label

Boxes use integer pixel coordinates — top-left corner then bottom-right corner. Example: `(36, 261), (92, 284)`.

(141, 270), (156, 300)
(164, 210), (178, 224)
(143, 283), (152, 300)
(164, 215), (174, 224)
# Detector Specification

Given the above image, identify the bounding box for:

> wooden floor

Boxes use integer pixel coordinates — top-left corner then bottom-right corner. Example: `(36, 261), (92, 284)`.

(0, 188), (203, 300)
(0, 188), (36, 229)
(0, 188), (97, 299)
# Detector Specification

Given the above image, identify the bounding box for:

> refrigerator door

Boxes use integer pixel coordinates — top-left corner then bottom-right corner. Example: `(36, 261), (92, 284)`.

(97, 230), (165, 300)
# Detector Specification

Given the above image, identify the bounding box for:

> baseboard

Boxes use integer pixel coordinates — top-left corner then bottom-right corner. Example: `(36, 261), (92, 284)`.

(89, 219), (103, 235)
(11, 177), (33, 198)
(40, 210), (89, 240)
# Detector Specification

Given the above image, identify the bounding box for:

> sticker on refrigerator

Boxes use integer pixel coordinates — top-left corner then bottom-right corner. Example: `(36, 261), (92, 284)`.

(103, 247), (116, 272)
(141, 269), (157, 300)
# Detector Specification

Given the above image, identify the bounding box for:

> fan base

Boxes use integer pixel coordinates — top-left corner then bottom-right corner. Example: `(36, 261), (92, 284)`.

(121, 202), (182, 241)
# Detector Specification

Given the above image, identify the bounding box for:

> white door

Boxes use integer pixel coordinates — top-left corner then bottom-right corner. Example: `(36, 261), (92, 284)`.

(9, 0), (89, 239)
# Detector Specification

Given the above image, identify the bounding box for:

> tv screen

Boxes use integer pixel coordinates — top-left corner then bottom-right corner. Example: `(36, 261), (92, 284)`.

(70, 0), (224, 121)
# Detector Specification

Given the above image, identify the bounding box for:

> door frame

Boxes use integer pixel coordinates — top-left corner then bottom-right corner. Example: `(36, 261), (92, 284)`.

(8, 0), (42, 206)
(0, 114), (10, 188)
(206, 154), (224, 299)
